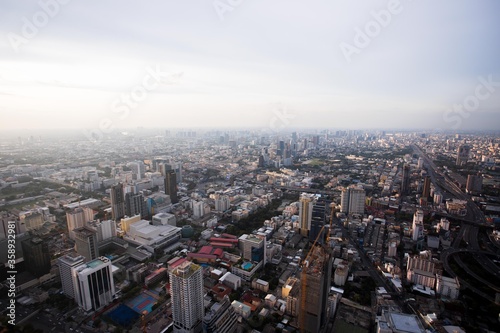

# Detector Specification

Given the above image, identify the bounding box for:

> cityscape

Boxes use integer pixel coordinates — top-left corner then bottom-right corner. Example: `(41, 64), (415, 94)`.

(1, 1), (500, 333)
(0, 130), (499, 333)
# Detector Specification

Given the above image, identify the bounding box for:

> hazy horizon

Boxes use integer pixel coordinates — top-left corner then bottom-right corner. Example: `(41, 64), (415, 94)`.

(1, 0), (500, 132)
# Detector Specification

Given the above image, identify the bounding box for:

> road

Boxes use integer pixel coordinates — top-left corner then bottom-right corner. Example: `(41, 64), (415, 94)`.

(413, 144), (500, 301)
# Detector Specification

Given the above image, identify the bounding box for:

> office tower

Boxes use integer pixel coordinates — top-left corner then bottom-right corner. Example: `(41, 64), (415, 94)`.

(202, 296), (237, 333)
(58, 252), (85, 299)
(110, 183), (126, 221)
(456, 145), (470, 166)
(73, 257), (115, 311)
(21, 237), (51, 278)
(66, 207), (94, 240)
(340, 187), (366, 215)
(73, 226), (99, 262)
(422, 176), (431, 199)
(125, 192), (148, 218)
(299, 193), (314, 237)
(161, 162), (183, 183)
(309, 200), (327, 244)
(238, 234), (264, 263)
(165, 170), (179, 204)
(401, 164), (411, 195)
(170, 261), (204, 333)
(412, 209), (424, 241)
(128, 161), (145, 180)
(299, 244), (332, 333)
(466, 174), (483, 194)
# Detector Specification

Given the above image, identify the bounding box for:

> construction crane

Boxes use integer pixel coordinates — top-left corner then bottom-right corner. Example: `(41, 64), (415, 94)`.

(299, 203), (336, 333)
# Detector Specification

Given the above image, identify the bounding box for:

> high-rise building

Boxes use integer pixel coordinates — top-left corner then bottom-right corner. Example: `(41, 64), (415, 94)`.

(20, 212), (44, 231)
(73, 256), (115, 311)
(340, 187), (366, 215)
(412, 209), (424, 241)
(125, 192), (148, 218)
(128, 161), (145, 180)
(21, 237), (51, 278)
(456, 145), (470, 166)
(299, 245), (332, 333)
(87, 219), (116, 243)
(170, 261), (204, 333)
(165, 170), (179, 204)
(202, 296), (237, 333)
(214, 195), (231, 212)
(110, 183), (125, 221)
(422, 176), (431, 199)
(238, 234), (265, 263)
(0, 212), (24, 240)
(299, 193), (314, 237)
(309, 200), (327, 244)
(401, 164), (411, 195)
(58, 252), (85, 299)
(66, 207), (95, 240)
(73, 226), (99, 262)
(417, 157), (424, 169)
(466, 174), (483, 194)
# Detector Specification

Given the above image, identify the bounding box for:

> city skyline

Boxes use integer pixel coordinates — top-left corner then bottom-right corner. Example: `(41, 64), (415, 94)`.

(1, 1), (500, 132)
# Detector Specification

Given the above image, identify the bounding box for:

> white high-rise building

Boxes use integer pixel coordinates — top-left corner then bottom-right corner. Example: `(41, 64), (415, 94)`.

(170, 261), (204, 333)
(58, 252), (85, 299)
(73, 257), (115, 312)
(412, 209), (424, 241)
(214, 195), (231, 212)
(87, 219), (116, 243)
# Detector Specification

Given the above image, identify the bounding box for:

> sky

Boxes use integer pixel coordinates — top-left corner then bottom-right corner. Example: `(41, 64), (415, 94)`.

(0, 0), (500, 133)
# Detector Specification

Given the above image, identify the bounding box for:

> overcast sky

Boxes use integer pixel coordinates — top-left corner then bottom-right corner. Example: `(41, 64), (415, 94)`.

(1, 0), (499, 133)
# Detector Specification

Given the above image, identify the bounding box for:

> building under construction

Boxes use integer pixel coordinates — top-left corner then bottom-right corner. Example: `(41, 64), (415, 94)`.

(299, 242), (333, 333)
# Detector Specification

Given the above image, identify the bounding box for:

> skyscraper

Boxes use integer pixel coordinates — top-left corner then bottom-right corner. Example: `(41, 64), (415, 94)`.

(401, 164), (411, 195)
(299, 244), (332, 333)
(412, 209), (424, 241)
(125, 192), (148, 218)
(110, 183), (125, 221)
(73, 256), (115, 311)
(340, 187), (366, 215)
(299, 193), (314, 237)
(202, 296), (237, 333)
(466, 174), (483, 194)
(170, 261), (204, 333)
(58, 252), (85, 299)
(165, 170), (179, 204)
(73, 226), (99, 262)
(456, 145), (470, 166)
(422, 176), (431, 199)
(21, 237), (51, 278)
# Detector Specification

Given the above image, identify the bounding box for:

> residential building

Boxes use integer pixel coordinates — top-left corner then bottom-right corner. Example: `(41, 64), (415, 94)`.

(110, 183), (126, 220)
(170, 261), (204, 333)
